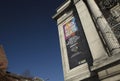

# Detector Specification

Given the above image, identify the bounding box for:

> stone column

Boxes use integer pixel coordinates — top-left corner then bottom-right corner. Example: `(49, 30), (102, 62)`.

(73, 0), (108, 62)
(86, 0), (120, 55)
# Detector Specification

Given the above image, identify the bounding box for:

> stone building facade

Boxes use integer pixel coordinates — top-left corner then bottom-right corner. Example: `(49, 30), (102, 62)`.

(53, 0), (120, 81)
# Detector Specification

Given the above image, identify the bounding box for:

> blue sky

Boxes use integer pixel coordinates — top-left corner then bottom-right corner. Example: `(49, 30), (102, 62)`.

(0, 0), (64, 81)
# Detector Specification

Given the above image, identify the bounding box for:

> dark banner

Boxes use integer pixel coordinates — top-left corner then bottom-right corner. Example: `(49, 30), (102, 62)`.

(95, 0), (120, 43)
(63, 17), (86, 69)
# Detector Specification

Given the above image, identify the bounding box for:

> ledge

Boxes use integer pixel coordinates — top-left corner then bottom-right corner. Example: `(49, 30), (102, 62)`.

(52, 0), (71, 20)
(91, 53), (120, 71)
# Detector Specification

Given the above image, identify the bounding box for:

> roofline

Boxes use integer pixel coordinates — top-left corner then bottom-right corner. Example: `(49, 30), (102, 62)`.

(52, 0), (72, 20)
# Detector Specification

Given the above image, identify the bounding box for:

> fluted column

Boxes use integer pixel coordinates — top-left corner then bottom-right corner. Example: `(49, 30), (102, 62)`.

(86, 0), (120, 55)
(73, 0), (108, 62)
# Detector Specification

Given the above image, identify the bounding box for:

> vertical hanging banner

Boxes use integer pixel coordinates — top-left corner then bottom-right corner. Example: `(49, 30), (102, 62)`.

(63, 17), (86, 69)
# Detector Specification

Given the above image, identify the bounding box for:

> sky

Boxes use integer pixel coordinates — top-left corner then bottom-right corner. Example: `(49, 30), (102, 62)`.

(0, 0), (64, 81)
